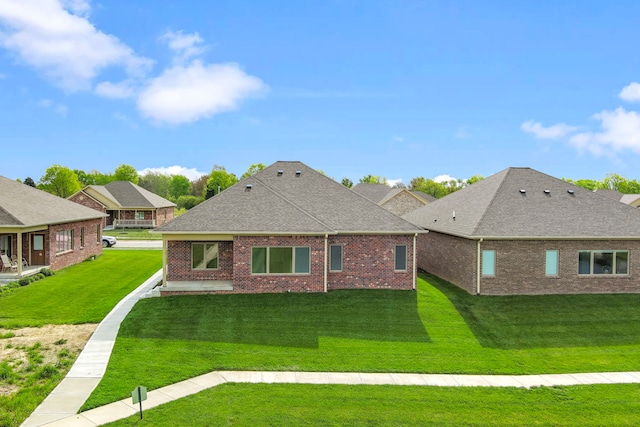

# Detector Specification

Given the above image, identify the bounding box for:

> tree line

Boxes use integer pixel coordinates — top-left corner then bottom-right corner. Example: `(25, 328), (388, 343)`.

(18, 165), (640, 212)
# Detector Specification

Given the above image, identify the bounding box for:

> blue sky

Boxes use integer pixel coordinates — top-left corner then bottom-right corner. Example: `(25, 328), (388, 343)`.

(2, 1), (640, 185)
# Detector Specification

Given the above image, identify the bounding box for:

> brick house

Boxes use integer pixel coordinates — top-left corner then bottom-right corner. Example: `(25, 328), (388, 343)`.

(153, 161), (424, 295)
(403, 167), (640, 295)
(69, 181), (175, 229)
(0, 176), (105, 278)
(352, 183), (435, 217)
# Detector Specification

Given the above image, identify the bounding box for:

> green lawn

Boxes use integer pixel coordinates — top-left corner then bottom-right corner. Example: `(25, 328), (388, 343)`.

(0, 251), (162, 327)
(105, 383), (640, 426)
(84, 273), (640, 409)
(0, 250), (162, 427)
(105, 229), (162, 240)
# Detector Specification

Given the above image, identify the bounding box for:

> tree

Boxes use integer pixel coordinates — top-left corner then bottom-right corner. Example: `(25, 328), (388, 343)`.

(563, 178), (599, 191)
(113, 164), (139, 184)
(359, 175), (388, 185)
(409, 177), (449, 199)
(602, 173), (640, 194)
(241, 163), (266, 179)
(205, 165), (238, 199)
(169, 175), (191, 200)
(176, 195), (204, 210)
(465, 175), (484, 186)
(190, 175), (209, 197)
(38, 165), (82, 198)
(23, 177), (36, 187)
(341, 177), (353, 188)
(139, 172), (171, 198)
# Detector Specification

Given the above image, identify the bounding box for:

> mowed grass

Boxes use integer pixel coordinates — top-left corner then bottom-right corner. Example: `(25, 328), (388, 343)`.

(0, 251), (162, 327)
(84, 273), (640, 409)
(104, 383), (640, 426)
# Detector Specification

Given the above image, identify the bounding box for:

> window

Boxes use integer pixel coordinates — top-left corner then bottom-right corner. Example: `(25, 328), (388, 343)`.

(395, 245), (407, 271)
(578, 250), (628, 275)
(481, 250), (495, 276)
(135, 211), (145, 220)
(56, 230), (73, 253)
(545, 250), (558, 276)
(192, 243), (219, 269)
(330, 245), (343, 272)
(80, 227), (85, 248)
(96, 224), (101, 244)
(0, 235), (11, 257)
(251, 246), (310, 274)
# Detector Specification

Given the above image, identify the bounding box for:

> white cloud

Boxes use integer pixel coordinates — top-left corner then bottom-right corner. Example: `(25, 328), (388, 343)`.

(433, 174), (456, 183)
(569, 107), (640, 156)
(387, 178), (403, 187)
(161, 30), (205, 63)
(0, 0), (152, 91)
(138, 166), (207, 181)
(137, 61), (267, 125)
(619, 82), (640, 103)
(38, 98), (67, 115)
(94, 80), (135, 99)
(521, 120), (578, 139)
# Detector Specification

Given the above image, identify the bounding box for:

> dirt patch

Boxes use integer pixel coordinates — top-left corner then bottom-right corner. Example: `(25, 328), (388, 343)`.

(0, 324), (97, 396)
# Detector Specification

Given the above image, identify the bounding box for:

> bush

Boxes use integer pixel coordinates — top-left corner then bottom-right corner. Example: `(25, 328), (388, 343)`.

(176, 195), (204, 210)
(39, 268), (54, 277)
(18, 278), (31, 287)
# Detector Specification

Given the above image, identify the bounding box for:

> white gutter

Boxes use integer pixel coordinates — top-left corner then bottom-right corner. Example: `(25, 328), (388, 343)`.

(412, 233), (417, 290)
(324, 234), (328, 293)
(476, 238), (483, 295)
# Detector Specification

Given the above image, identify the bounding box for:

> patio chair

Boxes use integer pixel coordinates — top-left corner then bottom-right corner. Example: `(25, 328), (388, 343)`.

(1, 254), (18, 272)
(12, 255), (28, 269)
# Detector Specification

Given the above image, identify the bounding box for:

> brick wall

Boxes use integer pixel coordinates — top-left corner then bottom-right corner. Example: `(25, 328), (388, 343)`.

(416, 231), (477, 294)
(156, 207), (174, 226)
(68, 191), (108, 229)
(166, 240), (233, 281)
(232, 235), (326, 293)
(479, 239), (640, 295)
(47, 218), (103, 270)
(380, 192), (425, 217)
(327, 234), (414, 290)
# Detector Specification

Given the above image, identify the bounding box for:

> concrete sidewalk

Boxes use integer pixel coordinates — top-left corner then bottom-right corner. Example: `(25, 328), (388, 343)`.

(30, 369), (640, 426)
(21, 269), (164, 427)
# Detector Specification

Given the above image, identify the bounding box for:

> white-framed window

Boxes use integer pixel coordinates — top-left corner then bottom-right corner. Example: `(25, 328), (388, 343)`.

(330, 245), (343, 272)
(395, 245), (407, 271)
(56, 230), (73, 254)
(251, 246), (310, 274)
(192, 243), (219, 270)
(545, 250), (558, 276)
(0, 235), (12, 257)
(481, 250), (495, 276)
(96, 224), (101, 244)
(578, 250), (628, 275)
(135, 211), (145, 220)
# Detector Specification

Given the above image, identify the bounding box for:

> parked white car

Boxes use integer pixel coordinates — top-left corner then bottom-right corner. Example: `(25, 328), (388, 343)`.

(102, 235), (117, 247)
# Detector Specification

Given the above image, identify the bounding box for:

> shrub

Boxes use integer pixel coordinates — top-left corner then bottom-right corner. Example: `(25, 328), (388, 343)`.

(39, 268), (54, 277)
(36, 273), (45, 281)
(18, 278), (31, 287)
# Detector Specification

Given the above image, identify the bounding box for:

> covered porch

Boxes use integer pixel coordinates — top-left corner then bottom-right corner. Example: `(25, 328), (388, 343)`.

(1, 227), (48, 280)
(0, 264), (50, 284)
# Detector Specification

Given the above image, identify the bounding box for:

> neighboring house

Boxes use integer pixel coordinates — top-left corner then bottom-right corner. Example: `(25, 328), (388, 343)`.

(153, 161), (424, 295)
(69, 181), (175, 229)
(0, 176), (105, 277)
(351, 183), (435, 217)
(403, 167), (640, 296)
(593, 189), (640, 208)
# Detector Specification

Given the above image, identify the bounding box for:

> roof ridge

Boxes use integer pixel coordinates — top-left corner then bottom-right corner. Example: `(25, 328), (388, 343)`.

(252, 173), (336, 233)
(0, 205), (24, 225)
(470, 167), (511, 236)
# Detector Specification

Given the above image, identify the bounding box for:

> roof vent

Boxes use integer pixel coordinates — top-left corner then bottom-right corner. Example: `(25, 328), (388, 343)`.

(519, 189), (526, 194)
(567, 189), (575, 195)
(277, 170), (283, 176)
(544, 189), (550, 195)
(245, 184), (252, 191)
(295, 170), (302, 177)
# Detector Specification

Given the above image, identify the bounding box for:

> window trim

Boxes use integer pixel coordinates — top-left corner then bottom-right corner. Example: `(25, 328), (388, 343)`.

(545, 250), (559, 276)
(329, 244), (343, 272)
(251, 246), (311, 275)
(191, 242), (219, 270)
(481, 249), (495, 277)
(395, 245), (407, 272)
(80, 227), (85, 249)
(578, 250), (629, 276)
(55, 230), (74, 254)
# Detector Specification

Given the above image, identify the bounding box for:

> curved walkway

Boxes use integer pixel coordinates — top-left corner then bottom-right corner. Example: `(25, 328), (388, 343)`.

(19, 268), (640, 426)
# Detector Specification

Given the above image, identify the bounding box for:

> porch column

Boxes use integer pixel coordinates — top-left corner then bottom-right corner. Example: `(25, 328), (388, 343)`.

(17, 231), (23, 275)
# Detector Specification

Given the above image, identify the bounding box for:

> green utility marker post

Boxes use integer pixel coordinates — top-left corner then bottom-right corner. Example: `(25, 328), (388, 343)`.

(132, 386), (147, 419)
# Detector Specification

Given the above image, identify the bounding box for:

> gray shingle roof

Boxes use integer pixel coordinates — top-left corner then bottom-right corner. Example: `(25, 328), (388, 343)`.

(156, 161), (423, 234)
(0, 176), (105, 228)
(403, 167), (640, 239)
(351, 183), (394, 203)
(87, 181), (175, 208)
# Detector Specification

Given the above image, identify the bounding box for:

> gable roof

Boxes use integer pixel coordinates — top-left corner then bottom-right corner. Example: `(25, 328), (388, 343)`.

(352, 183), (435, 205)
(155, 161), (423, 235)
(76, 181), (175, 209)
(0, 176), (105, 228)
(403, 167), (640, 239)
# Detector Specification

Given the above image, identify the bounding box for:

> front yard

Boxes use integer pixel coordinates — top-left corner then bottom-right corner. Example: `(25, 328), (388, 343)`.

(85, 273), (640, 412)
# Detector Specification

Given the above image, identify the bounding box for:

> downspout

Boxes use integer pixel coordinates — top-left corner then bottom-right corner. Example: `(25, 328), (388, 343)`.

(323, 234), (328, 293)
(162, 238), (168, 286)
(476, 238), (483, 295)
(412, 233), (417, 290)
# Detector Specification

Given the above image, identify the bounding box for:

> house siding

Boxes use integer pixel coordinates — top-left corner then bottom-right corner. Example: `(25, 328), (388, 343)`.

(416, 231), (477, 294)
(327, 234), (414, 290)
(380, 193), (425, 217)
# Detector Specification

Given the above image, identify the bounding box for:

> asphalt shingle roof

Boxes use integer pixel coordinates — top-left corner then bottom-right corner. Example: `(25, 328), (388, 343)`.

(403, 167), (640, 239)
(87, 181), (175, 208)
(0, 176), (105, 228)
(156, 161), (423, 234)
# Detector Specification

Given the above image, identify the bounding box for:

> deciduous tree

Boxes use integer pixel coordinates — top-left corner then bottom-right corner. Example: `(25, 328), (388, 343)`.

(205, 165), (238, 199)
(38, 165), (81, 198)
